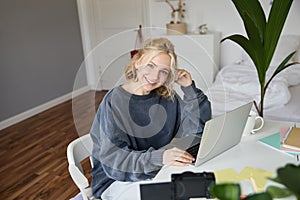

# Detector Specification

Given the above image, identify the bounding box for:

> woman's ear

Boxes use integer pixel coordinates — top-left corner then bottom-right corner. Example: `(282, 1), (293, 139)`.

(134, 60), (139, 69)
(134, 55), (144, 69)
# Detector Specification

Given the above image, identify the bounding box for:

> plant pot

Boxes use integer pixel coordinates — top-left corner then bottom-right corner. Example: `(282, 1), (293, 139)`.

(166, 23), (187, 35)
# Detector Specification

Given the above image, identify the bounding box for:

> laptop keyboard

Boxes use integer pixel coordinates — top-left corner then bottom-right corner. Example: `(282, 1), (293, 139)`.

(186, 143), (200, 159)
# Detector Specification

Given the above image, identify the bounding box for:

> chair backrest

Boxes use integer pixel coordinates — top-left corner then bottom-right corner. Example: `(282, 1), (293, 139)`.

(67, 134), (93, 200)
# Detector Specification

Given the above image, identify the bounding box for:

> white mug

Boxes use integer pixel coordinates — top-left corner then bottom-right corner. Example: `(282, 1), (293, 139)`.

(242, 111), (264, 135)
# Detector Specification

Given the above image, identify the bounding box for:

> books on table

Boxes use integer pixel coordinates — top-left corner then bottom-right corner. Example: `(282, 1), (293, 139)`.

(281, 127), (300, 151)
(258, 126), (300, 157)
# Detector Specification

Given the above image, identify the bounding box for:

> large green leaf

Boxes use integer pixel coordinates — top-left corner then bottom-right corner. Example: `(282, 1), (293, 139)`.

(266, 186), (293, 198)
(276, 164), (300, 196)
(209, 183), (241, 200)
(221, 34), (265, 83)
(264, 0), (293, 69)
(231, 0), (266, 42)
(242, 13), (263, 51)
(244, 192), (272, 200)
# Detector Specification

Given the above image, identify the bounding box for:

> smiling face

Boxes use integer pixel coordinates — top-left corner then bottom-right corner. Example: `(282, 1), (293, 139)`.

(124, 38), (177, 98)
(134, 52), (171, 95)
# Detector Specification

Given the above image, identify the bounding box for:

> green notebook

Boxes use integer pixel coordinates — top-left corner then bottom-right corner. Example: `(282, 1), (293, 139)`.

(258, 132), (298, 156)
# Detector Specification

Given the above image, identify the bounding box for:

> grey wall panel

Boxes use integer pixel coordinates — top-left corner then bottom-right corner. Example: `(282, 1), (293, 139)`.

(0, 0), (87, 121)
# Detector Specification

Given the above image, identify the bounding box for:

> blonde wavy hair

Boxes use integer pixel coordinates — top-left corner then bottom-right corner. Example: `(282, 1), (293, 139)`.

(125, 38), (177, 99)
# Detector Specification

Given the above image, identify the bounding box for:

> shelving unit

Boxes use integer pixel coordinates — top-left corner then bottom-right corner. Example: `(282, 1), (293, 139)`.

(163, 32), (221, 91)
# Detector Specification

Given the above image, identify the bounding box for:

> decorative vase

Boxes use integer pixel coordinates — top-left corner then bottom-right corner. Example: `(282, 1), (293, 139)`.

(166, 23), (187, 35)
(199, 24), (208, 35)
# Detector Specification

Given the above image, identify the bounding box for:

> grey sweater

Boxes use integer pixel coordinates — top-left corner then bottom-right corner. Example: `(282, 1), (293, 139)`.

(90, 82), (211, 198)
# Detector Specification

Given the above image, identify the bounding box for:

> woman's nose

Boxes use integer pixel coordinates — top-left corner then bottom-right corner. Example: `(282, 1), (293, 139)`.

(149, 68), (160, 80)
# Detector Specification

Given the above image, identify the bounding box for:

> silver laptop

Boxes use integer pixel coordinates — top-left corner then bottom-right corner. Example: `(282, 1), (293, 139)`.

(164, 102), (252, 167)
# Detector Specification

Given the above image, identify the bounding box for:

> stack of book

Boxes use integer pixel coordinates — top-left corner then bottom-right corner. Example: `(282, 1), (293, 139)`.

(258, 126), (300, 159)
(281, 126), (300, 154)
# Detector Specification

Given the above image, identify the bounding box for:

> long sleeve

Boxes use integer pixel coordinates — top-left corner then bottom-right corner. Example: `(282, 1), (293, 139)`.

(176, 81), (212, 137)
(90, 84), (210, 197)
(90, 87), (178, 184)
(91, 113), (163, 182)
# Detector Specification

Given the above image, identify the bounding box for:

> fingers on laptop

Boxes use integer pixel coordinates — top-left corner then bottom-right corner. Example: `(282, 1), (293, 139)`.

(163, 147), (195, 166)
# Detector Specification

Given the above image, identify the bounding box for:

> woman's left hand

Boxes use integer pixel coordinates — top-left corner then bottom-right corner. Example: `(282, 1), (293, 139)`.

(175, 69), (192, 87)
(163, 147), (195, 166)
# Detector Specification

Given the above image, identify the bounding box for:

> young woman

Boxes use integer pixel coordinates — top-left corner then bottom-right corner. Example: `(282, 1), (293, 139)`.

(90, 38), (211, 199)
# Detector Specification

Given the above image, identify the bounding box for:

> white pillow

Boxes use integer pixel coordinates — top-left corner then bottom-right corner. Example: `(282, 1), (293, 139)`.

(278, 63), (300, 86)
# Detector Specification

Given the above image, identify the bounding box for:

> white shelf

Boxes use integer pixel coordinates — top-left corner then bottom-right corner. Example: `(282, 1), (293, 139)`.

(162, 32), (221, 91)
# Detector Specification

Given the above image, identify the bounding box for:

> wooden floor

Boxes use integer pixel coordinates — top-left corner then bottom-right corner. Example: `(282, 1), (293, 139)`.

(0, 90), (107, 200)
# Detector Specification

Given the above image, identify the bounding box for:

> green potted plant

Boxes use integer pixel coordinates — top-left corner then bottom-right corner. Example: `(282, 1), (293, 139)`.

(210, 164), (300, 200)
(221, 0), (299, 117)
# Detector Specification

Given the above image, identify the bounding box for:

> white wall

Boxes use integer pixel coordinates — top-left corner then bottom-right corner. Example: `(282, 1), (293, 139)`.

(149, 0), (300, 67)
(78, 0), (300, 90)
(0, 0), (86, 129)
(78, 0), (149, 90)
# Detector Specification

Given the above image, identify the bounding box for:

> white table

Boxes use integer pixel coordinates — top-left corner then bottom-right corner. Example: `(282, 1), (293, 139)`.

(154, 120), (300, 183)
(132, 120), (299, 200)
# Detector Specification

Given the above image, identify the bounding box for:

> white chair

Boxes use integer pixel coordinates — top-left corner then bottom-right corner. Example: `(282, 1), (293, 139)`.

(67, 134), (99, 200)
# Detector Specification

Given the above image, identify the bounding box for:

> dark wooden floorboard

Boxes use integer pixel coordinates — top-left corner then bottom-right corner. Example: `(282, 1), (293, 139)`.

(0, 90), (106, 200)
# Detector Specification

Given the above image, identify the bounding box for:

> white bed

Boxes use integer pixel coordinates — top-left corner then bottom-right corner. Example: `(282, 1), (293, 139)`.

(265, 84), (300, 122)
(205, 35), (300, 123)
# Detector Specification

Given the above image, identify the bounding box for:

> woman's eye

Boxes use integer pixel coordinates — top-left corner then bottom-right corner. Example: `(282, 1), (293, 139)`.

(146, 63), (155, 69)
(160, 70), (169, 76)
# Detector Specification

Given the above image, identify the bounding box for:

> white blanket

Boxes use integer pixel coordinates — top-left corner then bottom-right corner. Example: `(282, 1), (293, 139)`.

(206, 63), (300, 116)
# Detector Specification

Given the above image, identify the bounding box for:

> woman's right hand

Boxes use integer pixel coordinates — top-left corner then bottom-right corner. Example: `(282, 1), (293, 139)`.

(175, 69), (193, 88)
(162, 147), (195, 166)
